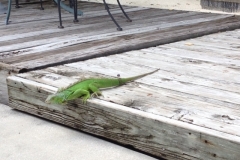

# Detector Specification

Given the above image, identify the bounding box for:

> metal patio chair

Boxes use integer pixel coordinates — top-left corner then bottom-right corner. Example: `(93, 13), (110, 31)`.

(54, 0), (83, 28)
(56, 0), (132, 30)
(103, 0), (132, 31)
(5, 0), (83, 28)
(5, 0), (131, 31)
(6, 0), (44, 25)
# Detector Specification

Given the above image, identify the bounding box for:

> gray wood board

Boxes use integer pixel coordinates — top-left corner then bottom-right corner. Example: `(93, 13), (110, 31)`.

(7, 29), (240, 160)
(1, 1), (240, 73)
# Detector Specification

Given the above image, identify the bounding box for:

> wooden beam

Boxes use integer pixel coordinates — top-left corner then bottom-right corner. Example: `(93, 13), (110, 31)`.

(7, 75), (240, 160)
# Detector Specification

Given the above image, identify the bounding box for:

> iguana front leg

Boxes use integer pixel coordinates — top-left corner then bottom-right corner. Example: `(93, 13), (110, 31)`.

(66, 89), (90, 104)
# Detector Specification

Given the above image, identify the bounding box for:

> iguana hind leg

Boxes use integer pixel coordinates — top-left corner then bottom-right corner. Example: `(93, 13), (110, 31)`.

(89, 83), (102, 98)
(66, 89), (90, 104)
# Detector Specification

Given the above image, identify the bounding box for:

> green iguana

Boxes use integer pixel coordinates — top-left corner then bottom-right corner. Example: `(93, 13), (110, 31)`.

(45, 69), (159, 104)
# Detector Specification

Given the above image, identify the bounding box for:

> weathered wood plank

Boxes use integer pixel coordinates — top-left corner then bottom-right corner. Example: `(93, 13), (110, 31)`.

(1, 1), (240, 77)
(8, 16), (240, 71)
(1, 13), (231, 47)
(0, 8), (156, 41)
(158, 42), (240, 57)
(7, 75), (240, 160)
(0, 2), (119, 24)
(0, 62), (20, 104)
(14, 66), (240, 135)
(0, 70), (9, 104)
(1, 0), (240, 111)
(0, 10), (193, 50)
(7, 6), (137, 25)
(8, 45), (240, 134)
(2, 6), (142, 28)
(6, 24), (240, 159)
(0, 10), (206, 47)
(142, 47), (240, 68)
(65, 58), (240, 106)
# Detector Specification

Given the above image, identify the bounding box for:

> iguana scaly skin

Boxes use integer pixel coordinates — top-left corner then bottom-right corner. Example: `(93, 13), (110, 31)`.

(45, 69), (159, 104)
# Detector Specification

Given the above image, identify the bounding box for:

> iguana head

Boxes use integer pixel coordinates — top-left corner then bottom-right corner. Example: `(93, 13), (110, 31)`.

(45, 93), (66, 104)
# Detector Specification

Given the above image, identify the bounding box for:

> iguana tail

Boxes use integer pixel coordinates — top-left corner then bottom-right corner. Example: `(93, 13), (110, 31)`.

(119, 69), (159, 85)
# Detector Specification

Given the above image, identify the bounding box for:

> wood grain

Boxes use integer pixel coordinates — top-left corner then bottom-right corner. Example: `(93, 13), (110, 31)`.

(1, 1), (240, 72)
(3, 2), (240, 158)
(7, 74), (240, 160)
(7, 28), (240, 159)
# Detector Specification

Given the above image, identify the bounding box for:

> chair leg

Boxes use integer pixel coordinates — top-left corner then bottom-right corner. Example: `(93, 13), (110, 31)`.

(73, 0), (78, 23)
(6, 0), (12, 25)
(40, 0), (44, 10)
(103, 0), (122, 31)
(15, 0), (20, 8)
(57, 0), (64, 28)
(116, 0), (131, 22)
(69, 0), (73, 8)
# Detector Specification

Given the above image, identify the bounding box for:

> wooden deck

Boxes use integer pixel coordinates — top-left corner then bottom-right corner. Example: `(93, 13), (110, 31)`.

(7, 29), (240, 160)
(1, 1), (240, 71)
(1, 1), (240, 104)
(1, 2), (240, 104)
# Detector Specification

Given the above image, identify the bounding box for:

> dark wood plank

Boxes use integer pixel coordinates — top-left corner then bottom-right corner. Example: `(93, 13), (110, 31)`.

(4, 16), (240, 70)
(1, 1), (240, 74)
